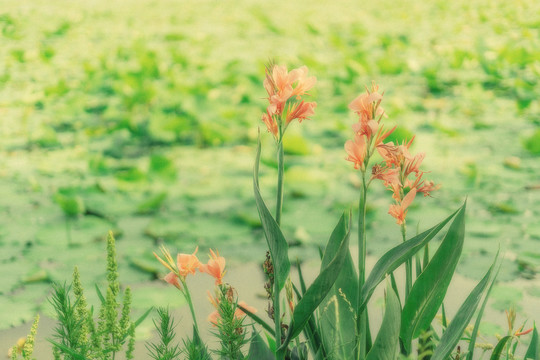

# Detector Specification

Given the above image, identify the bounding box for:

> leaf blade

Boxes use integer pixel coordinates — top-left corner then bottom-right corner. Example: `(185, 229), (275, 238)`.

(431, 251), (499, 360)
(281, 212), (351, 349)
(253, 135), (290, 291)
(365, 281), (401, 360)
(400, 202), (466, 351)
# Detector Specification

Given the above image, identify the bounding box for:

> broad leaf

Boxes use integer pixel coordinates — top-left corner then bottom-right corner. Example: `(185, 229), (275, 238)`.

(359, 206), (461, 313)
(253, 135), (290, 291)
(400, 202), (466, 352)
(248, 328), (274, 359)
(366, 281), (401, 360)
(280, 212), (351, 349)
(432, 251), (498, 360)
(319, 214), (358, 359)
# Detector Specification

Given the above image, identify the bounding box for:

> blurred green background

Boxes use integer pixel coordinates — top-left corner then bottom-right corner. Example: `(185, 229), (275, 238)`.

(0, 0), (539, 333)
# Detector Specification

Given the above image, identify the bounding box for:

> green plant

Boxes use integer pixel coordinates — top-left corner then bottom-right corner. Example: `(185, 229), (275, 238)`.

(48, 231), (150, 360)
(9, 314), (39, 360)
(146, 307), (182, 360)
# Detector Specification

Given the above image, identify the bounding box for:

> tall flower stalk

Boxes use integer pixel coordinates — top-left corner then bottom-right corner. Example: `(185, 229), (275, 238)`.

(344, 83), (395, 359)
(345, 83), (440, 357)
(261, 63), (316, 358)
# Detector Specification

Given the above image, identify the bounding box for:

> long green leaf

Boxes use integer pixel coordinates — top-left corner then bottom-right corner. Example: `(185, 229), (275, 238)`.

(280, 212), (351, 350)
(366, 281), (401, 360)
(466, 253), (501, 360)
(359, 205), (461, 313)
(525, 323), (539, 360)
(248, 328), (274, 360)
(431, 251), (498, 360)
(489, 335), (513, 360)
(401, 202), (466, 352)
(253, 135), (290, 291)
(319, 216), (358, 359)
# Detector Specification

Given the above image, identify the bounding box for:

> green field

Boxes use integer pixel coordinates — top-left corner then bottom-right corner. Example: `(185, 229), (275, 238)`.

(1, 0), (539, 335)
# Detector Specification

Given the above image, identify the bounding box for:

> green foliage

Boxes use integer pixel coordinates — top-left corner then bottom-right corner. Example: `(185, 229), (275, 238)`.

(248, 329), (274, 359)
(146, 307), (181, 360)
(253, 137), (291, 293)
(282, 212), (351, 348)
(365, 283), (400, 360)
(525, 323), (539, 360)
(431, 252), (499, 360)
(48, 232), (142, 360)
(213, 286), (249, 359)
(10, 314), (39, 360)
(400, 203), (466, 352)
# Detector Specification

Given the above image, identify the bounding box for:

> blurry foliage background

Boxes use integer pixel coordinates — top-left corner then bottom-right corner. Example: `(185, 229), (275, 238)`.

(0, 0), (539, 332)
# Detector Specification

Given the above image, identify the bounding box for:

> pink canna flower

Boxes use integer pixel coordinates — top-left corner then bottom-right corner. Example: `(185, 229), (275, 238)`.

(388, 187), (417, 225)
(417, 180), (440, 197)
(286, 101), (317, 124)
(352, 119), (379, 140)
(348, 91), (384, 122)
(163, 272), (181, 290)
(262, 109), (278, 136)
(262, 64), (317, 139)
(177, 247), (201, 277)
(289, 66), (316, 98)
(374, 125), (396, 146)
(371, 165), (401, 187)
(345, 134), (367, 170)
(200, 249), (226, 285)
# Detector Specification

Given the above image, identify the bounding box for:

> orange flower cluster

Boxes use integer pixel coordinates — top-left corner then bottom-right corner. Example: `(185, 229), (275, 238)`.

(345, 83), (395, 171)
(154, 246), (227, 288)
(345, 83), (439, 225)
(374, 138), (440, 224)
(262, 64), (317, 139)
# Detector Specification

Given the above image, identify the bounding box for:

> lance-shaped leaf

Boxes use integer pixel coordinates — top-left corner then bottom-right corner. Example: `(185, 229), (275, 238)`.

(253, 135), (290, 291)
(400, 202), (466, 352)
(366, 281), (401, 360)
(466, 252), (501, 360)
(280, 212), (351, 350)
(489, 335), (513, 360)
(359, 205), (461, 313)
(319, 218), (358, 359)
(525, 323), (539, 360)
(431, 251), (499, 360)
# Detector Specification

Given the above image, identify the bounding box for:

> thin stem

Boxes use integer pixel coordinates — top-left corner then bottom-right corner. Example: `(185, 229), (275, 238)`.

(181, 280), (200, 336)
(274, 128), (285, 360)
(356, 172), (368, 360)
(274, 282), (284, 360)
(401, 223), (412, 300)
(276, 139), (285, 226)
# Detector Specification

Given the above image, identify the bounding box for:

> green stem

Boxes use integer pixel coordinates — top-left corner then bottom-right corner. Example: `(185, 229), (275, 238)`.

(181, 280), (200, 336)
(275, 282), (284, 360)
(276, 139), (284, 226)
(401, 223), (412, 300)
(275, 132), (285, 360)
(356, 172), (368, 360)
